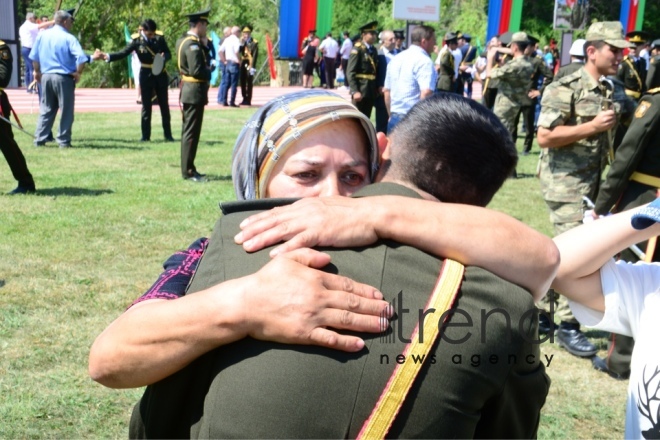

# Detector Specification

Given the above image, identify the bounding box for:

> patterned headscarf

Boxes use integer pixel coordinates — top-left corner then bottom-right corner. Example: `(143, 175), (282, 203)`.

(232, 90), (379, 200)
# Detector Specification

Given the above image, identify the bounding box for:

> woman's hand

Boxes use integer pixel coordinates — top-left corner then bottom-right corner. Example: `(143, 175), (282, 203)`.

(235, 197), (380, 256)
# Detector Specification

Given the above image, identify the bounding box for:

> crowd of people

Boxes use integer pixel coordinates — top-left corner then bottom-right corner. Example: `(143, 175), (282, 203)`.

(4, 8), (660, 438)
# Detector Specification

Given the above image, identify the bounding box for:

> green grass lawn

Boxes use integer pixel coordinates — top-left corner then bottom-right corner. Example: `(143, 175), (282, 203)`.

(0, 109), (627, 438)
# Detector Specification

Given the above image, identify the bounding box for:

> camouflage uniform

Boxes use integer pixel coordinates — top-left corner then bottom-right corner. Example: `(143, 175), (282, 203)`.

(518, 54), (553, 153)
(646, 55), (660, 90)
(538, 66), (635, 322)
(490, 55), (535, 136)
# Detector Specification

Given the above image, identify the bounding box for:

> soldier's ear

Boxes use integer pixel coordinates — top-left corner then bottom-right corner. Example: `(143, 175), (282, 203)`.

(376, 132), (390, 161)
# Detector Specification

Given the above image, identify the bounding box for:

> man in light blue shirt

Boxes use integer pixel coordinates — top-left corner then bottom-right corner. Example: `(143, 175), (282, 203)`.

(383, 25), (437, 133)
(30, 9), (99, 147)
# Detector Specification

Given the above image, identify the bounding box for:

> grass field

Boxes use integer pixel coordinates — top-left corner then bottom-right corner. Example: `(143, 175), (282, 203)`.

(0, 109), (628, 438)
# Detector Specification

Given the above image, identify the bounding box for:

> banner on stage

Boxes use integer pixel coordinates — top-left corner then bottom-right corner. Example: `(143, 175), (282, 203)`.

(393, 0), (440, 22)
(554, 0), (588, 30)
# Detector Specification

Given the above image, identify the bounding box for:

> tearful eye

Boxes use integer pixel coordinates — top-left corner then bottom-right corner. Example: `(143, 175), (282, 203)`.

(342, 171), (366, 186)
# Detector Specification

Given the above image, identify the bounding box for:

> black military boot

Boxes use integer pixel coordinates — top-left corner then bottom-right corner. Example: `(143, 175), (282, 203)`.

(556, 322), (598, 357)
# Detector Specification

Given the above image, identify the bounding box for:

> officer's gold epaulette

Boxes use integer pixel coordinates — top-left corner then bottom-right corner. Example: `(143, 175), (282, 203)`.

(354, 42), (364, 48)
(155, 30), (163, 36)
(0, 40), (5, 46)
(131, 32), (140, 39)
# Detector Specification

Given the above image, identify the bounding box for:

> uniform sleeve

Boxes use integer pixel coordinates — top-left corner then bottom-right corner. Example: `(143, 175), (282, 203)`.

(161, 37), (172, 62)
(489, 59), (517, 80)
(594, 96), (660, 215)
(185, 40), (210, 80)
(0, 44), (12, 88)
(440, 51), (453, 76)
(108, 40), (139, 62)
(130, 238), (209, 306)
(346, 47), (360, 95)
(251, 41), (258, 66)
(537, 83), (572, 129)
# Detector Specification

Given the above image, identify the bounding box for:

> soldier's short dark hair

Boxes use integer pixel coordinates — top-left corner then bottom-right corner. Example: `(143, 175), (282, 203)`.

(410, 25), (435, 45)
(584, 40), (607, 55)
(385, 93), (517, 207)
(512, 41), (529, 52)
(141, 19), (157, 32)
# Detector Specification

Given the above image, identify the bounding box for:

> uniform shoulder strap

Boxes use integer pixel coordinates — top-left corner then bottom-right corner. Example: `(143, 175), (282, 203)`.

(177, 35), (199, 72)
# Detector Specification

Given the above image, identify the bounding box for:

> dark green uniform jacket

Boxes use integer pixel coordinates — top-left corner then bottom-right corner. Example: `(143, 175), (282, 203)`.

(176, 33), (211, 105)
(617, 55), (647, 98)
(347, 41), (378, 99)
(554, 61), (584, 82)
(647, 55), (660, 91)
(129, 183), (550, 439)
(435, 48), (455, 91)
(109, 32), (171, 70)
(595, 89), (660, 216)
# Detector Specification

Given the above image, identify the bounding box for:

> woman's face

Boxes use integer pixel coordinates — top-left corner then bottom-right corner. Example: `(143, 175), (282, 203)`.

(265, 119), (371, 198)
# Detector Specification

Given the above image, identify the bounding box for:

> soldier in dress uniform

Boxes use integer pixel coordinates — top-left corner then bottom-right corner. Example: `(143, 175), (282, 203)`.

(0, 39), (36, 194)
(617, 30), (651, 100)
(393, 29), (405, 53)
(347, 21), (379, 118)
(176, 9), (212, 182)
(435, 32), (458, 92)
(588, 60), (660, 380)
(458, 33), (477, 98)
(239, 26), (258, 106)
(101, 19), (174, 142)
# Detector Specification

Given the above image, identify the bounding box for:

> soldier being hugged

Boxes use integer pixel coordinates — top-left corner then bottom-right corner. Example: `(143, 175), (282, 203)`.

(347, 21), (379, 119)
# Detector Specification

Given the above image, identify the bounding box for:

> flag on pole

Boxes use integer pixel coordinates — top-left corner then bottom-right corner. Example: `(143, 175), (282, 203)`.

(266, 34), (277, 80)
(620, 0), (647, 32)
(123, 23), (133, 79)
(487, 0), (524, 41)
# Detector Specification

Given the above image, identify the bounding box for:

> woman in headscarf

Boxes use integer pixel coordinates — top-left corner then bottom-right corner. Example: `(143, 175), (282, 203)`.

(90, 90), (557, 389)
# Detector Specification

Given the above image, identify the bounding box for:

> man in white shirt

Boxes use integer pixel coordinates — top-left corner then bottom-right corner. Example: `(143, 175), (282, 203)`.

(19, 12), (50, 92)
(319, 32), (339, 89)
(217, 26), (241, 107)
(339, 31), (353, 89)
(383, 25), (437, 132)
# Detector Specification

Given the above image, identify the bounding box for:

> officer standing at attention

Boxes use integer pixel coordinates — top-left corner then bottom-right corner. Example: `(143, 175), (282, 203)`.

(588, 63), (660, 380)
(645, 39), (660, 90)
(239, 26), (258, 106)
(617, 31), (651, 100)
(435, 32), (458, 92)
(347, 21), (379, 118)
(0, 39), (36, 194)
(101, 19), (174, 142)
(176, 9), (212, 182)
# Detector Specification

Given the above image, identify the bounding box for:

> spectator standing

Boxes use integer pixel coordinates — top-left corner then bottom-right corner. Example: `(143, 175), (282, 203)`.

(30, 9), (101, 148)
(0, 39), (36, 194)
(554, 38), (586, 81)
(19, 13), (51, 91)
(394, 29), (406, 51)
(318, 32), (339, 89)
(300, 33), (318, 88)
(218, 26), (240, 107)
(375, 30), (396, 133)
(451, 33), (463, 94)
(435, 32), (458, 92)
(339, 31), (352, 89)
(458, 33), (477, 98)
(216, 27), (231, 104)
(383, 25), (437, 133)
(481, 34), (503, 109)
(537, 22), (637, 357)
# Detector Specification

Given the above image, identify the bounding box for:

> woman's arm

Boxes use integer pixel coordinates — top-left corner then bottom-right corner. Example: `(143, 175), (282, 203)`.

(235, 196), (560, 300)
(552, 208), (660, 311)
(89, 248), (391, 389)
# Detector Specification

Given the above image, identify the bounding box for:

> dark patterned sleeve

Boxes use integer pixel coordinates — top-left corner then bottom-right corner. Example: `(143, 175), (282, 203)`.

(130, 238), (208, 307)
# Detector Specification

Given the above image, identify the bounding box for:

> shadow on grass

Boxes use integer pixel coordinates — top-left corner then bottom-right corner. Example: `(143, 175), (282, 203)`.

(205, 174), (232, 182)
(514, 173), (537, 179)
(36, 187), (114, 197)
(0, 279), (4, 289)
(202, 140), (225, 146)
(75, 139), (147, 150)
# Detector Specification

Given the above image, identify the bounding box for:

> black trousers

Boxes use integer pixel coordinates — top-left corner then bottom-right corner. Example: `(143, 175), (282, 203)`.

(482, 87), (497, 110)
(374, 95), (388, 134)
(181, 103), (205, 178)
(240, 60), (253, 105)
(353, 96), (374, 120)
(140, 70), (172, 140)
(323, 57), (336, 89)
(0, 92), (34, 188)
(512, 99), (537, 153)
(341, 58), (349, 88)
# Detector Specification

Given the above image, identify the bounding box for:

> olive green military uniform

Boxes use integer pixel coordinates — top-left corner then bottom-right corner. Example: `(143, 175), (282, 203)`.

(592, 86), (660, 378)
(129, 183), (550, 439)
(107, 30), (173, 141)
(0, 40), (35, 192)
(518, 54), (554, 153)
(646, 55), (660, 90)
(176, 32), (211, 179)
(435, 47), (455, 92)
(554, 61), (584, 81)
(482, 53), (509, 109)
(347, 41), (378, 118)
(490, 55), (535, 137)
(239, 32), (258, 105)
(538, 67), (635, 323)
(617, 55), (646, 100)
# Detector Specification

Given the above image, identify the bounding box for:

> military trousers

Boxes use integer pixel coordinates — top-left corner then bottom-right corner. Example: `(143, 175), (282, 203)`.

(0, 92), (34, 187)
(180, 103), (205, 178)
(353, 96), (374, 120)
(374, 95), (388, 134)
(482, 87), (497, 110)
(240, 61), (253, 105)
(139, 70), (172, 141)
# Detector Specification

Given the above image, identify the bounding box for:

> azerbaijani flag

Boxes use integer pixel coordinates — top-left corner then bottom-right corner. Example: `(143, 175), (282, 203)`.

(279, 0), (334, 59)
(486, 0), (524, 41)
(620, 0), (647, 33)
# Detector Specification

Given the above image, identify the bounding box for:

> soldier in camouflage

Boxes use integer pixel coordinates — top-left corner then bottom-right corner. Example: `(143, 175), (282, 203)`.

(487, 31), (535, 171)
(537, 21), (636, 357)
